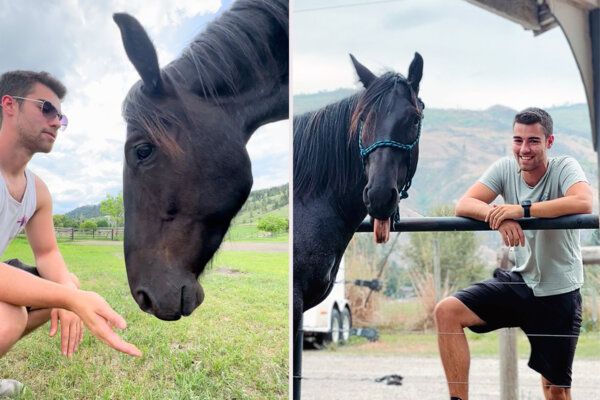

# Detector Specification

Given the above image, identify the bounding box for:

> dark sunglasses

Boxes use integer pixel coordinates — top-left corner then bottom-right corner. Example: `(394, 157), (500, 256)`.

(11, 96), (68, 130)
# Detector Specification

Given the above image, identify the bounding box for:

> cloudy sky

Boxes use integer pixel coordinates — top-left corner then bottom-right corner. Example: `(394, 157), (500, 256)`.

(0, 0), (288, 214)
(293, 0), (588, 111)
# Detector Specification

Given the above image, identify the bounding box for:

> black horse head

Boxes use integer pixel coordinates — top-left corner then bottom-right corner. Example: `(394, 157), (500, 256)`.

(350, 53), (423, 242)
(114, 0), (288, 320)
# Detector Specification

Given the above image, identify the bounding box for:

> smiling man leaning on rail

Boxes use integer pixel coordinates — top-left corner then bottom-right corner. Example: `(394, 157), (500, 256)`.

(434, 107), (593, 400)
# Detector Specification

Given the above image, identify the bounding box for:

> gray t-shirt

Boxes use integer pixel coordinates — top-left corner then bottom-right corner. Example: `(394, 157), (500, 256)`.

(479, 155), (588, 296)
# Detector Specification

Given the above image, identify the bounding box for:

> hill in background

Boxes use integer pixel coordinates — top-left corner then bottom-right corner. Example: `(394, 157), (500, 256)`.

(65, 204), (102, 220)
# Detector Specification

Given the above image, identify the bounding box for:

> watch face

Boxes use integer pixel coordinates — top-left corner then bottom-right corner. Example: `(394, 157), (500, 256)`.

(521, 200), (531, 207)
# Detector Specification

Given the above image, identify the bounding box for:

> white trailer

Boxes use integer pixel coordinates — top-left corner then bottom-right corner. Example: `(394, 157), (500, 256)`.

(302, 258), (352, 347)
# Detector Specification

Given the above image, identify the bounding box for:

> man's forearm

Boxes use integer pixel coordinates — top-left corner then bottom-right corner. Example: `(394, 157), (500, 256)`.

(0, 263), (77, 310)
(35, 251), (78, 289)
(455, 197), (492, 221)
(530, 195), (592, 218)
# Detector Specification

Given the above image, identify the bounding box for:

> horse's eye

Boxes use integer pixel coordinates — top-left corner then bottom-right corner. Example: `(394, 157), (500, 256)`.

(412, 116), (421, 126)
(135, 143), (155, 161)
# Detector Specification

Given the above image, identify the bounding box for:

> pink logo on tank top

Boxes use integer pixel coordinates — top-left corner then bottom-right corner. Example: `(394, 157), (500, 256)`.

(17, 216), (27, 228)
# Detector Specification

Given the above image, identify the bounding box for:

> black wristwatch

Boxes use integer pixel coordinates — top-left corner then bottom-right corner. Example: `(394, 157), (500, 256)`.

(521, 200), (531, 218)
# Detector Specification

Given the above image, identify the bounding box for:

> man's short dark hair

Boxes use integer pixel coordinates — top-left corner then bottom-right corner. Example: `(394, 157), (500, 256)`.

(513, 107), (553, 138)
(0, 71), (67, 124)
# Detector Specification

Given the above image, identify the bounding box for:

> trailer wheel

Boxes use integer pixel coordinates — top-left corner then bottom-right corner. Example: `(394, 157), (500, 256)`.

(324, 308), (341, 345)
(340, 307), (351, 344)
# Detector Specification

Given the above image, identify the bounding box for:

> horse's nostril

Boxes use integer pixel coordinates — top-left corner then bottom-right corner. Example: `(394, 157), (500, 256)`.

(136, 289), (153, 312)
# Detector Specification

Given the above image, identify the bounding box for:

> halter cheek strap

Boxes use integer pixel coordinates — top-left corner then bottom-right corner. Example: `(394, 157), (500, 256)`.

(358, 98), (425, 202)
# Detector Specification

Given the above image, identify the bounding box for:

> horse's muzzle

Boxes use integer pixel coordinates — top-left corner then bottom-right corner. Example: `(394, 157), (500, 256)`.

(134, 279), (205, 321)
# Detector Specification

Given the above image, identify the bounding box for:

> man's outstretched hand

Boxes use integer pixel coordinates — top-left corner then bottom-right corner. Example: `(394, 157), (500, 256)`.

(69, 290), (142, 357)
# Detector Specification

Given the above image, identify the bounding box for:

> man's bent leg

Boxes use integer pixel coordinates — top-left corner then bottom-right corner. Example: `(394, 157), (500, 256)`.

(434, 297), (485, 400)
(541, 376), (571, 400)
(21, 308), (51, 337)
(0, 302), (28, 358)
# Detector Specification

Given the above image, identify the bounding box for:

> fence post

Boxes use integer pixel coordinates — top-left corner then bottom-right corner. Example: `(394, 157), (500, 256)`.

(111, 229), (114, 241)
(71, 228), (74, 241)
(497, 248), (519, 400)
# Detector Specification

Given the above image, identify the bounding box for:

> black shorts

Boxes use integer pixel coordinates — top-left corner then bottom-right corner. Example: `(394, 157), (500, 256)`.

(453, 268), (582, 387)
(4, 258), (39, 311)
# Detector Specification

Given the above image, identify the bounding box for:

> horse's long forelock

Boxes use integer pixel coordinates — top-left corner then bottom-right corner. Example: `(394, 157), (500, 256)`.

(349, 72), (421, 144)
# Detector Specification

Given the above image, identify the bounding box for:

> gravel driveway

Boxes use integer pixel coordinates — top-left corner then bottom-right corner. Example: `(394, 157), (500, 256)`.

(301, 352), (599, 399)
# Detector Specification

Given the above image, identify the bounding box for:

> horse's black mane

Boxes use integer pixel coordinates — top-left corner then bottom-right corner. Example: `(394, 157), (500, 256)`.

(294, 71), (420, 200)
(167, 0), (288, 99)
(293, 94), (361, 200)
(122, 0), (288, 154)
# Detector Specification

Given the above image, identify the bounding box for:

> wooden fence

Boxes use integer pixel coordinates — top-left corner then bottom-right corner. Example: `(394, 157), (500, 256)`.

(54, 227), (124, 241)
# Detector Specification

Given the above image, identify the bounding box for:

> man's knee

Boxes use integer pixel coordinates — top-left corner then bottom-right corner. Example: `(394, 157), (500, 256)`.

(434, 297), (461, 324)
(0, 302), (28, 345)
(435, 296), (483, 328)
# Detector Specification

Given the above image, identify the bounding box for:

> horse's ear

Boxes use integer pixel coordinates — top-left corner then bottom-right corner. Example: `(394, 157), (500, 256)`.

(113, 13), (165, 95)
(350, 54), (376, 88)
(407, 52), (423, 94)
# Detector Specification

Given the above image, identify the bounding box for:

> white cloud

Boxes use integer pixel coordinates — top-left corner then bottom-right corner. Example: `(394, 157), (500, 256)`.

(293, 0), (587, 110)
(2, 0), (288, 214)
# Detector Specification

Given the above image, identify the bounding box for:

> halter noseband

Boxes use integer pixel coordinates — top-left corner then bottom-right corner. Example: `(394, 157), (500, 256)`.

(358, 98), (425, 201)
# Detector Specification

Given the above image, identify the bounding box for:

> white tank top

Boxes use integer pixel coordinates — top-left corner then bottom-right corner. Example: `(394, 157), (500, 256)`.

(0, 169), (37, 256)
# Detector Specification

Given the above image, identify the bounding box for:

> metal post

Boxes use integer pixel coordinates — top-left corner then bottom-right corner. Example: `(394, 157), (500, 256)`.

(497, 248), (519, 400)
(433, 239), (441, 302)
(293, 317), (303, 400)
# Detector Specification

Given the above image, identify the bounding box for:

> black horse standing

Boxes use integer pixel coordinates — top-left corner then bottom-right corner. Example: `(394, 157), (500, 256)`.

(113, 0), (288, 321)
(293, 53), (423, 397)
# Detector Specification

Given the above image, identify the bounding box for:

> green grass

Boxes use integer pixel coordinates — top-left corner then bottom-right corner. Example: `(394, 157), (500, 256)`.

(0, 238), (288, 399)
(334, 330), (600, 359)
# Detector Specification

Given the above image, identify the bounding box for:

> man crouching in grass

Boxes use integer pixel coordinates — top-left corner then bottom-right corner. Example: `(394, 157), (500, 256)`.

(0, 70), (142, 397)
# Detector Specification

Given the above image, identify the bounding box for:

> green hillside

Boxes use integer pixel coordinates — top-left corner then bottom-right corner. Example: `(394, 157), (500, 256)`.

(227, 184), (289, 242)
(65, 204), (102, 220)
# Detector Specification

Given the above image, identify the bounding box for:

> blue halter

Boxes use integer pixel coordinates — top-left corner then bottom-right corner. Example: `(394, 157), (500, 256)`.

(358, 98), (425, 202)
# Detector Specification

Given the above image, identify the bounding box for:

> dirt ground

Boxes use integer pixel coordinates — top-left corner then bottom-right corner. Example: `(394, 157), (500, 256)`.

(300, 352), (600, 399)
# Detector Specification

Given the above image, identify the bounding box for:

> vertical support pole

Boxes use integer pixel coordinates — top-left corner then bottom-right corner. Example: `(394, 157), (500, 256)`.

(497, 247), (519, 400)
(293, 317), (303, 400)
(499, 328), (519, 400)
(71, 228), (74, 241)
(591, 287), (598, 331)
(433, 239), (441, 302)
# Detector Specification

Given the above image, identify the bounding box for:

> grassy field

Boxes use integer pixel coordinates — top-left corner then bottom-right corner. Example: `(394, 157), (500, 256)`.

(0, 238), (288, 399)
